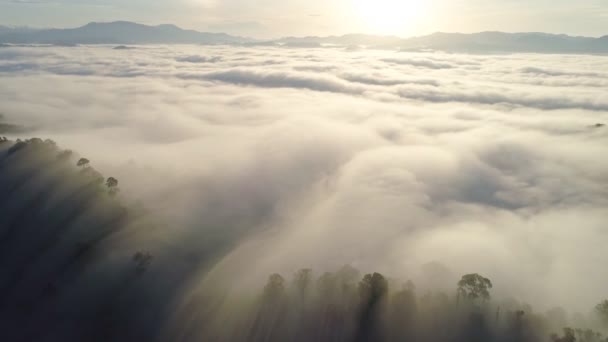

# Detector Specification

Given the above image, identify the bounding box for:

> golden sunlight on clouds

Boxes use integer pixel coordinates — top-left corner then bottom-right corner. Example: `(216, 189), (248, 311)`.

(351, 0), (433, 35)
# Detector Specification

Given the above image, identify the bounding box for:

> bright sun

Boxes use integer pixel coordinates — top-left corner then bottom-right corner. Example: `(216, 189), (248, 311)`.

(352, 0), (430, 35)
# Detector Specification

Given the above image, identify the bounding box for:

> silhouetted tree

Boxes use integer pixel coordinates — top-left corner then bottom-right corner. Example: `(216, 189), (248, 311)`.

(357, 273), (389, 342)
(106, 177), (119, 196)
(264, 274), (286, 302)
(250, 274), (288, 342)
(293, 268), (313, 297)
(457, 273), (493, 303)
(28, 137), (43, 145)
(77, 157), (90, 168)
(44, 139), (57, 147)
(596, 300), (608, 325)
(359, 273), (388, 301)
(106, 177), (118, 188)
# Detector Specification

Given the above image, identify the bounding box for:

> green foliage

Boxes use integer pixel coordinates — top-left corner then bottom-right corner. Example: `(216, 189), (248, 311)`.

(457, 273), (493, 302)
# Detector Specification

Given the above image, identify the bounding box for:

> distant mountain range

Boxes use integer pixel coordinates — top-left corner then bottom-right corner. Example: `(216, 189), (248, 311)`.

(0, 21), (606, 53)
(277, 32), (608, 53)
(0, 21), (252, 45)
(402, 31), (608, 53)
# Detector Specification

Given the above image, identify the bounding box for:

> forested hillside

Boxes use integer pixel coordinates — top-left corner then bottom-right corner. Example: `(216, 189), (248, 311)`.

(0, 138), (165, 341)
(0, 138), (606, 342)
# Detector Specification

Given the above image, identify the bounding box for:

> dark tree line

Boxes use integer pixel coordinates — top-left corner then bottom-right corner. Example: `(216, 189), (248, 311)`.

(174, 266), (608, 342)
(212, 269), (607, 342)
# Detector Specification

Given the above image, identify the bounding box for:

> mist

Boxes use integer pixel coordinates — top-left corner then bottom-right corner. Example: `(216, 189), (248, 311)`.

(0, 44), (607, 341)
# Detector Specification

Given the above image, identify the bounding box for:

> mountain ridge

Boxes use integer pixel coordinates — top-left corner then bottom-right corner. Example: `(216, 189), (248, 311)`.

(0, 21), (253, 45)
(0, 21), (606, 53)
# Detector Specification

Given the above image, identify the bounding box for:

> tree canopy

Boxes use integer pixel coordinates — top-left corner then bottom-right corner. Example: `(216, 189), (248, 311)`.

(77, 157), (90, 168)
(596, 300), (608, 324)
(457, 273), (493, 302)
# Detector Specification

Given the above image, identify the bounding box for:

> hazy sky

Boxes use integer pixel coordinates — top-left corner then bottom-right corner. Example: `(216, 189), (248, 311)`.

(0, 0), (607, 38)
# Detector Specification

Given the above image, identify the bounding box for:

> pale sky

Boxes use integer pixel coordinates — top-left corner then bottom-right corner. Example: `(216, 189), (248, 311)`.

(0, 0), (607, 38)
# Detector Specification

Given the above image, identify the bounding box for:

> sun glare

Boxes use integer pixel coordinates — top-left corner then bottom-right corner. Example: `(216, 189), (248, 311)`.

(352, 0), (430, 35)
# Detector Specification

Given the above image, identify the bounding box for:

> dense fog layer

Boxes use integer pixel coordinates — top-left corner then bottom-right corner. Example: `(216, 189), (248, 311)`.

(0, 45), (607, 338)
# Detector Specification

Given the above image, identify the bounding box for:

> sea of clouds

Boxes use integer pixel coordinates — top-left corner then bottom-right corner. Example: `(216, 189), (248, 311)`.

(0, 44), (607, 312)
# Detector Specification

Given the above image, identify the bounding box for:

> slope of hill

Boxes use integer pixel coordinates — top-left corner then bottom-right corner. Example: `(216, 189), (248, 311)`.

(0, 138), (172, 341)
(0, 137), (269, 341)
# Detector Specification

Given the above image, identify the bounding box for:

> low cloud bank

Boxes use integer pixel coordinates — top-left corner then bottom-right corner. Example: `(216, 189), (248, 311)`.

(0, 45), (607, 319)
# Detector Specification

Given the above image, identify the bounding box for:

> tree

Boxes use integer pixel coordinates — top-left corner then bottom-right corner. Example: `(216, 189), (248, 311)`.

(106, 177), (119, 196)
(29, 137), (43, 146)
(457, 273), (493, 303)
(106, 177), (118, 188)
(359, 273), (389, 302)
(596, 300), (608, 324)
(77, 158), (90, 168)
(44, 139), (57, 147)
(357, 273), (389, 342)
(293, 268), (313, 296)
(264, 274), (286, 302)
